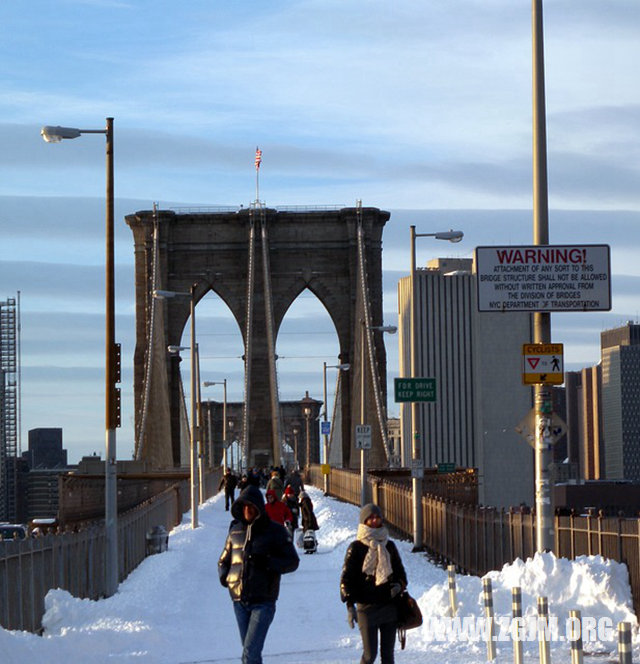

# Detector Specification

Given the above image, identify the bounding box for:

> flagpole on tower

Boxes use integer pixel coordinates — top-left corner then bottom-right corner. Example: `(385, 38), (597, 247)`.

(254, 146), (262, 204)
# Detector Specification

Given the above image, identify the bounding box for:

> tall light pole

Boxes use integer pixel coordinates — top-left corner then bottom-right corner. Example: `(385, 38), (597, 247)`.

(322, 362), (350, 494)
(360, 322), (396, 506)
(227, 419), (236, 472)
(532, 0), (554, 553)
(156, 287), (199, 529)
(292, 425), (300, 470)
(41, 119), (120, 596)
(409, 227), (463, 549)
(203, 380), (228, 472)
(301, 392), (315, 481)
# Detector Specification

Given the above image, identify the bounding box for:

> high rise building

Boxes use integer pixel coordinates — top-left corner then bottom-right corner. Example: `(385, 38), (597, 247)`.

(565, 366), (604, 479)
(601, 322), (640, 479)
(397, 258), (534, 508)
(25, 428), (68, 469)
(0, 295), (19, 522)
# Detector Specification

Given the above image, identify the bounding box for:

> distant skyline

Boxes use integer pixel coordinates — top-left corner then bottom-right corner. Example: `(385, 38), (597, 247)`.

(1, 1), (639, 463)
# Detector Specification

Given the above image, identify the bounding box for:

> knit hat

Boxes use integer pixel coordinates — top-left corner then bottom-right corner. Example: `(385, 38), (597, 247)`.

(359, 503), (382, 525)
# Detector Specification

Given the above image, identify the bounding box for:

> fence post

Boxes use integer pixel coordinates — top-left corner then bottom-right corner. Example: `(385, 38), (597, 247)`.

(511, 587), (524, 664)
(447, 564), (457, 616)
(618, 621), (632, 664)
(482, 578), (496, 661)
(568, 609), (583, 664)
(537, 596), (551, 664)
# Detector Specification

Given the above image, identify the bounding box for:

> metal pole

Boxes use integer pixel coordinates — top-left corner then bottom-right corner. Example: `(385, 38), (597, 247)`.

(305, 413), (310, 478)
(222, 379), (227, 472)
(532, 0), (554, 553)
(483, 578), (497, 661)
(360, 320), (367, 506)
(196, 346), (206, 504)
(512, 587), (524, 664)
(190, 286), (199, 528)
(104, 117), (119, 596)
(410, 226), (423, 548)
(323, 362), (329, 494)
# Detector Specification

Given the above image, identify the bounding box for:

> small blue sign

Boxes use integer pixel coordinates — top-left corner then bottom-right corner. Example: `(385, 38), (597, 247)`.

(321, 421), (331, 435)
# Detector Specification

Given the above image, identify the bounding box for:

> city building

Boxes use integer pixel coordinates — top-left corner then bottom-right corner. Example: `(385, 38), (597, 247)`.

(0, 295), (19, 522)
(386, 417), (401, 467)
(397, 257), (534, 509)
(564, 366), (604, 479)
(601, 322), (640, 480)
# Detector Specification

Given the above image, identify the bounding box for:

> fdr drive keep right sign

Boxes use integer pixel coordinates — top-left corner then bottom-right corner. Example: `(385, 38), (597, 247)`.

(475, 244), (611, 312)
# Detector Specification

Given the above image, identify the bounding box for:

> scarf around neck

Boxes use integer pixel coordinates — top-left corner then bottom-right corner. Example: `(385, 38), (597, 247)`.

(356, 523), (393, 586)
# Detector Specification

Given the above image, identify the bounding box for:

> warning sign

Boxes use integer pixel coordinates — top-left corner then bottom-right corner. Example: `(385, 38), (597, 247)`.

(475, 245), (611, 312)
(522, 343), (564, 385)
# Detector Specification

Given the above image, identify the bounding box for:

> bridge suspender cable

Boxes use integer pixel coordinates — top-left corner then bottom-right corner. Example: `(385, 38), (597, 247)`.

(356, 203), (392, 461)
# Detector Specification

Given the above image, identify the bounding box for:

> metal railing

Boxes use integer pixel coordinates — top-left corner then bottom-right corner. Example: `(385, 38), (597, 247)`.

(309, 465), (640, 616)
(0, 469), (222, 633)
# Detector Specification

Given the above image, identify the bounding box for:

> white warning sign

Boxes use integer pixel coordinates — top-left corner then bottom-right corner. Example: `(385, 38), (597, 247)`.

(475, 245), (611, 312)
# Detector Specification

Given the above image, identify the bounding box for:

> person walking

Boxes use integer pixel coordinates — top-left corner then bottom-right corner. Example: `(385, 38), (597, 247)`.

(282, 485), (300, 530)
(340, 503), (407, 664)
(264, 489), (294, 529)
(218, 485), (299, 664)
(285, 469), (304, 497)
(218, 468), (238, 511)
(299, 490), (319, 532)
(266, 470), (284, 501)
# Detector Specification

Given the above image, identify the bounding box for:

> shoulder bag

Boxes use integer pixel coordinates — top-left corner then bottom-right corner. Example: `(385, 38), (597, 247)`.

(395, 590), (422, 649)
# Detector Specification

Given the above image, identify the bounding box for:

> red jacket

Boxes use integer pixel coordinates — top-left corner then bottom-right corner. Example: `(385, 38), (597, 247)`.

(265, 490), (293, 526)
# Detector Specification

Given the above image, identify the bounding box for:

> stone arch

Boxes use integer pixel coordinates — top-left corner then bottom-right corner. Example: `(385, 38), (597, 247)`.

(126, 205), (390, 469)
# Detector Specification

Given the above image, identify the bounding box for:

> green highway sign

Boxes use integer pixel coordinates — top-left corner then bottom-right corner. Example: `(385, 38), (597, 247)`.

(394, 377), (437, 403)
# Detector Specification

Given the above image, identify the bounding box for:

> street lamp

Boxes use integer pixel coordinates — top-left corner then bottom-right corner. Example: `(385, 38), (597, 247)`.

(41, 119), (119, 596)
(292, 425), (300, 471)
(156, 286), (199, 528)
(227, 419), (236, 472)
(203, 380), (228, 472)
(322, 362), (350, 494)
(360, 322), (397, 506)
(301, 392), (315, 480)
(409, 226), (464, 549)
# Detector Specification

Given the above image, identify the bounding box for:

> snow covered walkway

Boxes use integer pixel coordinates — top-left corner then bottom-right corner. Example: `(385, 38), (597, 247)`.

(1, 486), (637, 663)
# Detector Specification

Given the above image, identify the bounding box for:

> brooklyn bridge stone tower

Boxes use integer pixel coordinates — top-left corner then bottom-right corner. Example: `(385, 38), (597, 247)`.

(126, 204), (393, 471)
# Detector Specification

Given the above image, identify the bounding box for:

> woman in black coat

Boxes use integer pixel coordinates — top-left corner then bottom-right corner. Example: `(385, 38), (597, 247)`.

(340, 503), (407, 664)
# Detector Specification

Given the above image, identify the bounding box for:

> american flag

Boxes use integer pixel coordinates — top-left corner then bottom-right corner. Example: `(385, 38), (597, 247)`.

(255, 147), (262, 170)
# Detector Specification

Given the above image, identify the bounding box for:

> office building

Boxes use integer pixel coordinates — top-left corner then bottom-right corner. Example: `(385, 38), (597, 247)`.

(602, 322), (640, 479)
(397, 258), (534, 508)
(25, 428), (68, 469)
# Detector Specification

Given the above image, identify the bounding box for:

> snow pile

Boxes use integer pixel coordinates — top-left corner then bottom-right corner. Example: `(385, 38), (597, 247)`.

(0, 486), (638, 663)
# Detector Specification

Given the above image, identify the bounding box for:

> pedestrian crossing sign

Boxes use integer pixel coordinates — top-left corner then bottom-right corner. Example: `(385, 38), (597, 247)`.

(522, 343), (564, 385)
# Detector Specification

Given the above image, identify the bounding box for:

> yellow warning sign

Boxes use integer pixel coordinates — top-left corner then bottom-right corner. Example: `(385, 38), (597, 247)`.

(522, 343), (564, 385)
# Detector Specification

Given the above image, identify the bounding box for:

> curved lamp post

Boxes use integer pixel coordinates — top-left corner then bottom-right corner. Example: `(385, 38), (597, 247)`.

(409, 227), (463, 549)
(41, 119), (119, 596)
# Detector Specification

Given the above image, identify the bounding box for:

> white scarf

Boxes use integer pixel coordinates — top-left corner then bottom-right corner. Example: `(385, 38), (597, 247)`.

(357, 523), (393, 586)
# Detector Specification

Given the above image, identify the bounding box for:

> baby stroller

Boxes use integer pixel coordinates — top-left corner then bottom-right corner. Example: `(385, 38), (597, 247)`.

(302, 529), (317, 554)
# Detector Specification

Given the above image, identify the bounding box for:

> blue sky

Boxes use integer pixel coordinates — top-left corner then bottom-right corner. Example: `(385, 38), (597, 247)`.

(1, 1), (639, 463)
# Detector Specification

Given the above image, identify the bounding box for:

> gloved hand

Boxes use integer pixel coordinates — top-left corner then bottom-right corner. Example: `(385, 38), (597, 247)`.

(347, 605), (357, 629)
(390, 583), (402, 599)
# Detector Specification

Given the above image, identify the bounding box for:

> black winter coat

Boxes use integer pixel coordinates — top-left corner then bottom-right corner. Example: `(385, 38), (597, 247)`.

(218, 485), (299, 603)
(340, 538), (407, 610)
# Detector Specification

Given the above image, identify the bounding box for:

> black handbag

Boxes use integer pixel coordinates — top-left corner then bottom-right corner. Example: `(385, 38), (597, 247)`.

(395, 590), (422, 649)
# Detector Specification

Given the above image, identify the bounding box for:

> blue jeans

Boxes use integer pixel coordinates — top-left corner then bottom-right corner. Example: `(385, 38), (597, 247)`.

(233, 600), (276, 664)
